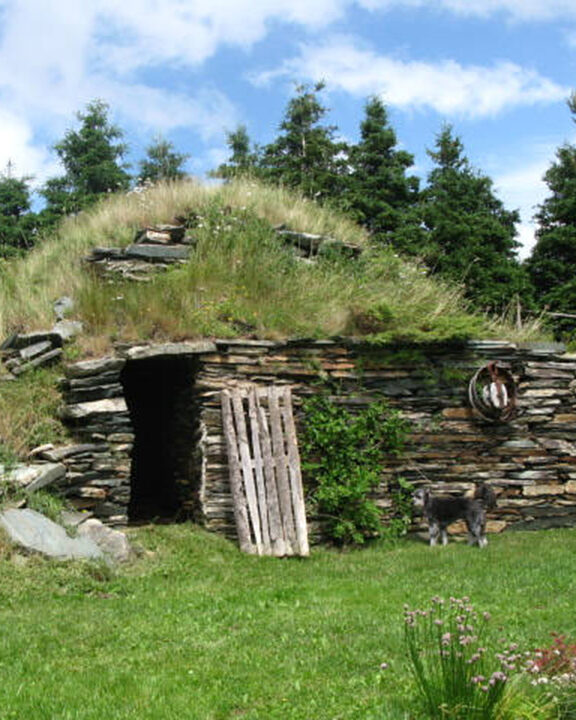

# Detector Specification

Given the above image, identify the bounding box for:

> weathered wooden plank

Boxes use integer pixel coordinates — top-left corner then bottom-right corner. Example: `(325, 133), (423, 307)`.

(230, 389), (263, 555)
(247, 388), (271, 554)
(279, 386), (309, 556)
(220, 390), (254, 554)
(268, 385), (297, 553)
(256, 389), (287, 556)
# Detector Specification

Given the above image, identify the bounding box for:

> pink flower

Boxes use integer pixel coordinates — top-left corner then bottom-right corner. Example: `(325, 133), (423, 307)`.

(489, 671), (507, 685)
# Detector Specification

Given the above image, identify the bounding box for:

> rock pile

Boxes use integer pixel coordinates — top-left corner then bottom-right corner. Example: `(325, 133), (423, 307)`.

(0, 297), (82, 378)
(0, 461), (66, 492)
(86, 223), (195, 281)
(274, 227), (362, 259)
(1, 330), (64, 377)
(0, 508), (134, 562)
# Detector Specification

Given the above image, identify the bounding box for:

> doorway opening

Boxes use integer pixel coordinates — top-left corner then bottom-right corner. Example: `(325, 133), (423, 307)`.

(120, 355), (202, 522)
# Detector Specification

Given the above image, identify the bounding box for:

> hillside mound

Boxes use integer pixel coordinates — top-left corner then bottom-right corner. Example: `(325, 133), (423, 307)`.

(0, 179), (539, 356)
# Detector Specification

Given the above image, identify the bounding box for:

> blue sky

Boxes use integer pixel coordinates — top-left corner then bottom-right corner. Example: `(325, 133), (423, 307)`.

(0, 0), (575, 257)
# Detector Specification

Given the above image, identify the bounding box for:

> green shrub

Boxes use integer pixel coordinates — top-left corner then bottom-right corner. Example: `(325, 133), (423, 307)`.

(300, 395), (409, 544)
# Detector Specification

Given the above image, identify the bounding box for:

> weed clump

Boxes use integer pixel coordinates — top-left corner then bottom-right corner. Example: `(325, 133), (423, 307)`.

(301, 396), (410, 544)
(402, 596), (519, 719)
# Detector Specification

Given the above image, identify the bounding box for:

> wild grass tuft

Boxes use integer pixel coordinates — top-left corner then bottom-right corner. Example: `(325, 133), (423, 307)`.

(403, 596), (518, 718)
(0, 367), (69, 458)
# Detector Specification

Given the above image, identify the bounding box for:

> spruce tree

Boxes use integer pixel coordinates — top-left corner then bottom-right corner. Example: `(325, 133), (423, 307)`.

(348, 96), (422, 251)
(0, 164), (37, 257)
(41, 99), (130, 219)
(421, 125), (525, 311)
(259, 82), (347, 203)
(211, 125), (259, 180)
(527, 94), (576, 333)
(138, 136), (189, 184)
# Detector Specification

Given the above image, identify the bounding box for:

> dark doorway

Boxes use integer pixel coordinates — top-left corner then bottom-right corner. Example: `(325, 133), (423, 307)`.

(121, 355), (201, 522)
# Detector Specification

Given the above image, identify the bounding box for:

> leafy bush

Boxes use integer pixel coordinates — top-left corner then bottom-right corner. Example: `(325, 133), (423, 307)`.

(300, 395), (409, 544)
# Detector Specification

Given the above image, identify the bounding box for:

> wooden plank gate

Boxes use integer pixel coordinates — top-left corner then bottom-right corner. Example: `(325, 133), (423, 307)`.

(221, 385), (309, 557)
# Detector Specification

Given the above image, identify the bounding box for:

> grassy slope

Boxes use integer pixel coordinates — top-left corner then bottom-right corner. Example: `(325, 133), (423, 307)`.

(0, 526), (574, 719)
(0, 179), (542, 354)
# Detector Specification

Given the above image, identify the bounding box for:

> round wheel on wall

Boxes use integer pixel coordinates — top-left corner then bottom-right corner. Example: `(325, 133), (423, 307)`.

(468, 361), (517, 422)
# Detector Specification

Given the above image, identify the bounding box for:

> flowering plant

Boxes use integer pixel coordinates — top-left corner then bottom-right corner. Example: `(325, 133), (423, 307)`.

(402, 597), (521, 719)
(526, 634), (576, 718)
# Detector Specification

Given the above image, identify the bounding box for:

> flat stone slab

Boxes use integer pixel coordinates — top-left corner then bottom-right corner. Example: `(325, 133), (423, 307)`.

(62, 397), (128, 420)
(124, 341), (217, 360)
(517, 341), (566, 354)
(40, 444), (107, 462)
(61, 510), (93, 528)
(214, 338), (279, 349)
(66, 356), (126, 378)
(10, 332), (64, 350)
(19, 340), (52, 360)
(11, 348), (63, 375)
(2, 463), (66, 492)
(0, 508), (103, 560)
(124, 244), (190, 262)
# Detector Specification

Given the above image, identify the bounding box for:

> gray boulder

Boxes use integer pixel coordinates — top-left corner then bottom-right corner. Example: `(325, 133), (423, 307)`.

(0, 508), (103, 560)
(77, 518), (133, 563)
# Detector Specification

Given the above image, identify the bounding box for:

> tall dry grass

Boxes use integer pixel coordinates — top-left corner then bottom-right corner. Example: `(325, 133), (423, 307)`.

(0, 179), (366, 338)
(0, 178), (545, 350)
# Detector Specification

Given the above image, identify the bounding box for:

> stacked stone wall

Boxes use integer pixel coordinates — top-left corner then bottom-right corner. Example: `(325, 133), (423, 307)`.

(57, 338), (576, 536)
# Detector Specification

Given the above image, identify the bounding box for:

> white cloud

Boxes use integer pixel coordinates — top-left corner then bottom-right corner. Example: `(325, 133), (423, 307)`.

(495, 158), (549, 217)
(0, 0), (354, 179)
(0, 0), (264, 178)
(514, 222), (537, 259)
(255, 39), (568, 118)
(358, 0), (576, 21)
(86, 0), (350, 74)
(493, 152), (555, 258)
(0, 109), (59, 186)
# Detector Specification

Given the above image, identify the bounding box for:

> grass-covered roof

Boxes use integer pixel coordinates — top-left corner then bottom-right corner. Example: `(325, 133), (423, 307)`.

(0, 179), (543, 356)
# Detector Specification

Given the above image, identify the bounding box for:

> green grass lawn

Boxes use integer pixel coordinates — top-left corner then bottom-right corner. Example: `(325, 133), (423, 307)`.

(1, 526), (575, 720)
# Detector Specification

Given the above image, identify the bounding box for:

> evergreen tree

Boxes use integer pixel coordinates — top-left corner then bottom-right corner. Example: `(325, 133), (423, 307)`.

(348, 96), (422, 251)
(211, 125), (260, 180)
(41, 99), (130, 219)
(527, 94), (576, 334)
(138, 135), (189, 183)
(421, 125), (525, 310)
(259, 82), (347, 203)
(0, 163), (37, 257)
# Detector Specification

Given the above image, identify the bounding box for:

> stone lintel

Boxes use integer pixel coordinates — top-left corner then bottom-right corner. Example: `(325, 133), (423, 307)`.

(124, 341), (217, 361)
(214, 338), (280, 349)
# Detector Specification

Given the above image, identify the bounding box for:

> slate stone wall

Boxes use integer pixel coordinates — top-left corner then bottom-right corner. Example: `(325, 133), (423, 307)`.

(57, 339), (576, 536)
